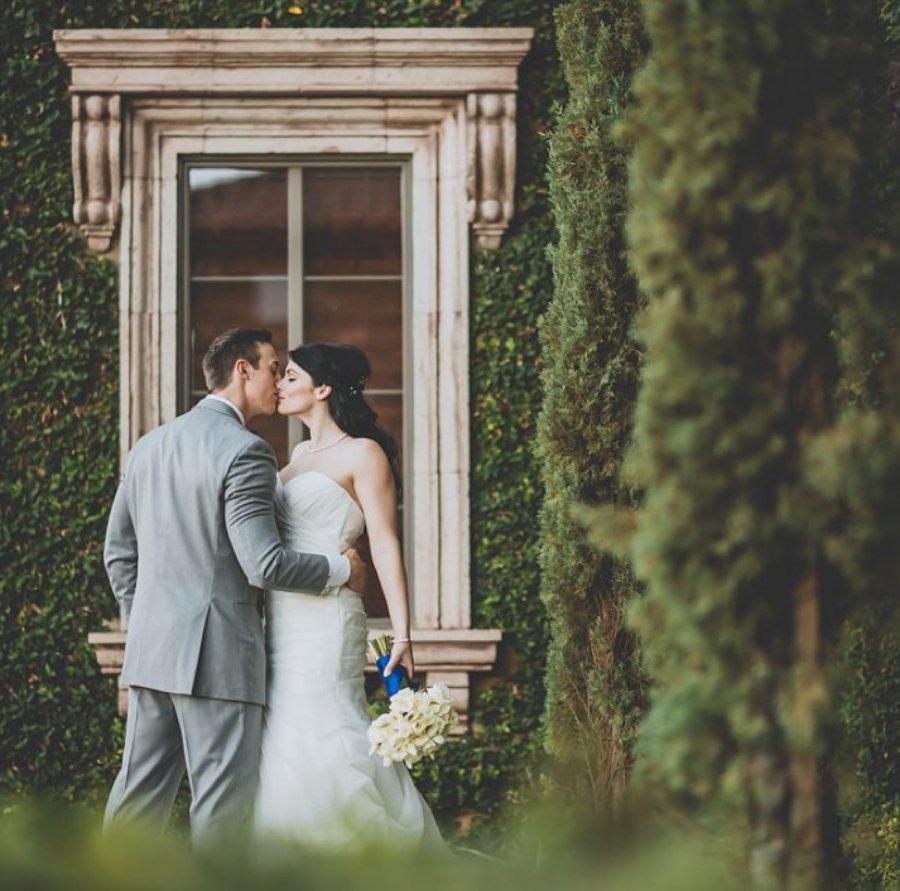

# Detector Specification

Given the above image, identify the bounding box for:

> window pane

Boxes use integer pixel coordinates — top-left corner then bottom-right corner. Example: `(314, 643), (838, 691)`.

(351, 395), (402, 618)
(365, 394), (403, 471)
(303, 281), (402, 390)
(189, 279), (289, 465)
(189, 168), (287, 276)
(190, 281), (288, 391)
(188, 168), (289, 464)
(303, 168), (402, 275)
(301, 167), (404, 620)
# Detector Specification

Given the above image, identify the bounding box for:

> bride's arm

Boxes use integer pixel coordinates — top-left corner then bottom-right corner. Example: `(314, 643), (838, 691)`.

(351, 440), (413, 679)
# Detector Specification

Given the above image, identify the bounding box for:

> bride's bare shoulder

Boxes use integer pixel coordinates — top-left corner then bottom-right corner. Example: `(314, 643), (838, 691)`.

(345, 437), (391, 477)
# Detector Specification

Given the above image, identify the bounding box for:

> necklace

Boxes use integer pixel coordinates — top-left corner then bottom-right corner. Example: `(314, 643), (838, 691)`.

(305, 432), (349, 454)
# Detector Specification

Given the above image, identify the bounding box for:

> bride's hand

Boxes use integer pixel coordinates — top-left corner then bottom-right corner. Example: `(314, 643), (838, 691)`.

(383, 639), (414, 680)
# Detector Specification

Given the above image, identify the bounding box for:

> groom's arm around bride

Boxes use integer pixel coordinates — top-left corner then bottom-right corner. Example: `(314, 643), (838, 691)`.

(222, 433), (369, 594)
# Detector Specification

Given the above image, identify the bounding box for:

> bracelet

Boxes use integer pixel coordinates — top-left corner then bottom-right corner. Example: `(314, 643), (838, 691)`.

(393, 637), (411, 643)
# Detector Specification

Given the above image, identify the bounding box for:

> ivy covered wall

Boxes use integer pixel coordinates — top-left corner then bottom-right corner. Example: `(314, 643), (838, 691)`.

(0, 0), (564, 836)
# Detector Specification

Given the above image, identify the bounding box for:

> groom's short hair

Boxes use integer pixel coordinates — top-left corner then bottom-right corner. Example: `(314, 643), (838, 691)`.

(203, 328), (273, 392)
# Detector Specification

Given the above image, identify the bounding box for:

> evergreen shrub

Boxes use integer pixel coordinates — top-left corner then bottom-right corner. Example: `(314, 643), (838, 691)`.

(537, 0), (647, 803)
(603, 0), (900, 882)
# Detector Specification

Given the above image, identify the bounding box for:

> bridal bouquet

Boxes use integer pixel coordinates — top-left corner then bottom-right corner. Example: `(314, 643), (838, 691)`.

(367, 635), (457, 769)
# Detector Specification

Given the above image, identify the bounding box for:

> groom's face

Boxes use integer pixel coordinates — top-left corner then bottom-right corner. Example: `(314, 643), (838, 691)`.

(244, 341), (281, 417)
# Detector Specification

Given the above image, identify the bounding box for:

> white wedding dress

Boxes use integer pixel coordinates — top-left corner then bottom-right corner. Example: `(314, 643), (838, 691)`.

(252, 471), (443, 850)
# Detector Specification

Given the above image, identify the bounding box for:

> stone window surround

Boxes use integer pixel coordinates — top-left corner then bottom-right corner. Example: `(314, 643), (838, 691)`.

(53, 28), (533, 731)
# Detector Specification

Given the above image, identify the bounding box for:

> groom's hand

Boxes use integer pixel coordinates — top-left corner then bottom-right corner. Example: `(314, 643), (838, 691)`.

(344, 547), (368, 594)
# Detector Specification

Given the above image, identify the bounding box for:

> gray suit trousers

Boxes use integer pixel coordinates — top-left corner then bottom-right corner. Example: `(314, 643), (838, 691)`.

(104, 687), (262, 844)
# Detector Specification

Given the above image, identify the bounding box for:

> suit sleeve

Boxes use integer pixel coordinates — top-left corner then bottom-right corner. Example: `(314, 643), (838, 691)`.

(223, 438), (331, 594)
(103, 455), (138, 624)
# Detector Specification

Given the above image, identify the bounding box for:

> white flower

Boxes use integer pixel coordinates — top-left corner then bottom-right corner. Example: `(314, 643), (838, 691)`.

(367, 686), (457, 767)
(388, 687), (417, 714)
(371, 713), (393, 731)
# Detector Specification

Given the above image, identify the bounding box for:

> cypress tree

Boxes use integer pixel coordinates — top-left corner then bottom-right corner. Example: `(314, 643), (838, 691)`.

(537, 0), (647, 802)
(821, 9), (900, 877)
(606, 0), (900, 883)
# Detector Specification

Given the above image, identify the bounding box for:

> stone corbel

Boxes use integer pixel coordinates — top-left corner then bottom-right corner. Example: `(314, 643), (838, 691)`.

(466, 92), (517, 250)
(71, 94), (121, 254)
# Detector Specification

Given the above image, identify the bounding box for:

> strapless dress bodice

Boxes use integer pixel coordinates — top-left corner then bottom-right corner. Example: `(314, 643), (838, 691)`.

(275, 471), (365, 556)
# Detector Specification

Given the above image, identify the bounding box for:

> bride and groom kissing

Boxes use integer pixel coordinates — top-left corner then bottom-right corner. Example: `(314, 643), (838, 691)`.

(102, 328), (443, 849)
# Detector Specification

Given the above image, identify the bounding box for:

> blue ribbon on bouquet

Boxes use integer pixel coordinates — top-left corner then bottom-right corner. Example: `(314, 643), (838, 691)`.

(376, 654), (420, 698)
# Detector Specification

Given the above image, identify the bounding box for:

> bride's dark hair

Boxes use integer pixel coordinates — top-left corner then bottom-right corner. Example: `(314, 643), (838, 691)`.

(289, 342), (400, 489)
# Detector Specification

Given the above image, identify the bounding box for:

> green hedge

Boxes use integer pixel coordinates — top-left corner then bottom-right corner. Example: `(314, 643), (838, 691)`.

(839, 607), (900, 888)
(608, 0), (899, 883)
(0, 0), (564, 837)
(537, 0), (647, 803)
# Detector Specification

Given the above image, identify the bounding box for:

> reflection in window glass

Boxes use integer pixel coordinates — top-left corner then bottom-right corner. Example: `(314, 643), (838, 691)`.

(188, 168), (289, 459)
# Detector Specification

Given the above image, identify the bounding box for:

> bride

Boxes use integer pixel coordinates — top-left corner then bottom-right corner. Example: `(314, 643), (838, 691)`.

(253, 341), (443, 850)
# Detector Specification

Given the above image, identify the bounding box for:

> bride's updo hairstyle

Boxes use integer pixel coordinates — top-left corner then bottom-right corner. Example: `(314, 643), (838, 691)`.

(289, 342), (400, 489)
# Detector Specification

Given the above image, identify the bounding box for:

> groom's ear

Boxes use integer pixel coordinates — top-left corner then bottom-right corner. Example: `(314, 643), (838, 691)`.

(234, 358), (251, 382)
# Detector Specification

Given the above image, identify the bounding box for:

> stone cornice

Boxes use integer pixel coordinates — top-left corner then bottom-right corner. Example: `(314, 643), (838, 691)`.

(53, 28), (532, 253)
(52, 28), (534, 94)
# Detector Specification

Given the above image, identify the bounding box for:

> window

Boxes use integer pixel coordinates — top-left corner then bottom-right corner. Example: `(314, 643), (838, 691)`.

(56, 27), (532, 728)
(185, 163), (406, 617)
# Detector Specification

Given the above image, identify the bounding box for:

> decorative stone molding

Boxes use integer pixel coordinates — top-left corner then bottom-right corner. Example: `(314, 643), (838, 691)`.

(53, 29), (532, 728)
(54, 29), (532, 254)
(467, 92), (517, 250)
(71, 94), (121, 253)
(52, 28), (533, 94)
(89, 623), (501, 732)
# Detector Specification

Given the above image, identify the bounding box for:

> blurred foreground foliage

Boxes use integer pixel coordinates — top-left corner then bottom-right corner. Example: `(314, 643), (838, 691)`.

(0, 797), (741, 891)
(585, 0), (900, 884)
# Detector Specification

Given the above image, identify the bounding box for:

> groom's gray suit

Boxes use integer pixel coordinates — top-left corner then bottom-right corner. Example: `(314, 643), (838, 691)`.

(103, 396), (342, 840)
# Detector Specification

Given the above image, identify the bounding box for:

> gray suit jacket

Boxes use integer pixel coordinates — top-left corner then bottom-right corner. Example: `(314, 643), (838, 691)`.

(103, 397), (331, 705)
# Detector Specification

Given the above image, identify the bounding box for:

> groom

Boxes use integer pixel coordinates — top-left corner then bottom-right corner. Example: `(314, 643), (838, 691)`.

(102, 328), (367, 842)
